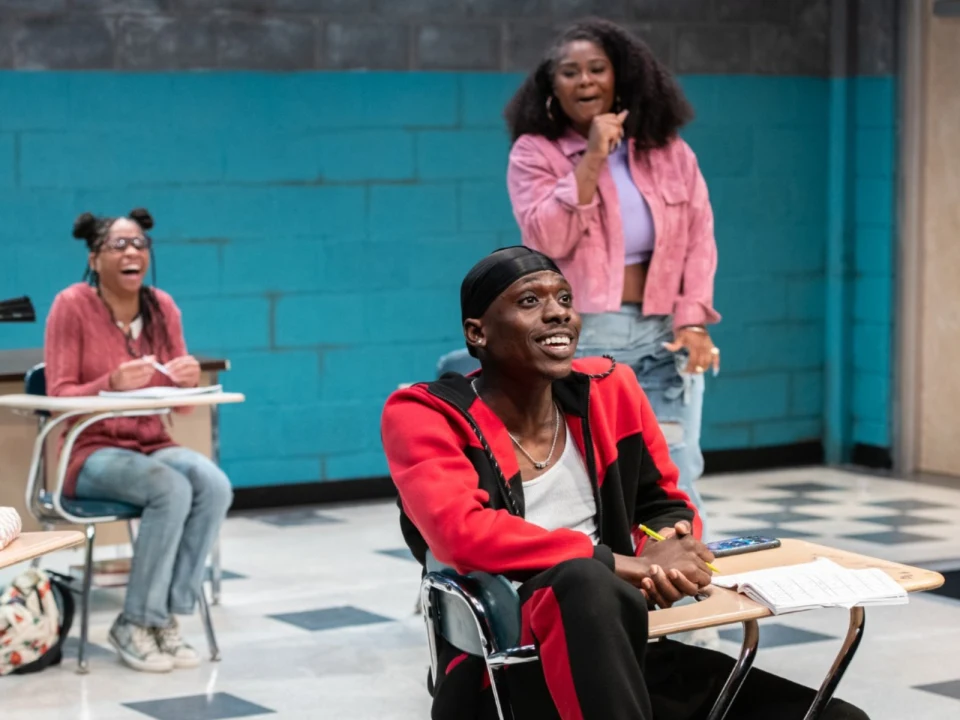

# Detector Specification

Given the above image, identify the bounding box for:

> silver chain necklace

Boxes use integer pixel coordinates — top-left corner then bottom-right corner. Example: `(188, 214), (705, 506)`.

(470, 378), (561, 470)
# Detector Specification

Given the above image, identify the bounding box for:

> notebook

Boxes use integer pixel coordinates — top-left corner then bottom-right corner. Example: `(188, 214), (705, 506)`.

(99, 384), (223, 400)
(711, 557), (908, 615)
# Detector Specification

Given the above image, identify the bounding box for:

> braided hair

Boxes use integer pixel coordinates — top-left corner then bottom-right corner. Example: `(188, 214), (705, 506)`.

(72, 208), (173, 359)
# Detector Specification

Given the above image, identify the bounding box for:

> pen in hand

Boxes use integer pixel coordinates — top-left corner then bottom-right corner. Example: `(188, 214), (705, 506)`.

(639, 524), (720, 574)
(150, 359), (175, 382)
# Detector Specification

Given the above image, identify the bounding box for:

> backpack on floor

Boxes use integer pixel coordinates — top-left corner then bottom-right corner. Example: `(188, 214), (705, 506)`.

(0, 569), (75, 676)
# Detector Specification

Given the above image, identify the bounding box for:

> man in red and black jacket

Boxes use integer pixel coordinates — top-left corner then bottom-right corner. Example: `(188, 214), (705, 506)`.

(382, 247), (869, 720)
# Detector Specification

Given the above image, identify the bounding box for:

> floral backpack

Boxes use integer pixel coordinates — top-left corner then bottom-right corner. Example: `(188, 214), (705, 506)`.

(0, 569), (75, 675)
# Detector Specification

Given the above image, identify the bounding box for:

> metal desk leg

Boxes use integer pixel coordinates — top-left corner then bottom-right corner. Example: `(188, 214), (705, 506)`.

(77, 524), (96, 675)
(487, 662), (516, 720)
(210, 540), (222, 605)
(803, 607), (866, 720)
(197, 584), (221, 662)
(209, 376), (223, 605)
(706, 619), (759, 720)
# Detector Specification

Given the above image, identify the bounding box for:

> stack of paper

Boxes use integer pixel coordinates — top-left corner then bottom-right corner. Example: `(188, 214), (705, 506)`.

(712, 557), (908, 614)
(99, 385), (223, 399)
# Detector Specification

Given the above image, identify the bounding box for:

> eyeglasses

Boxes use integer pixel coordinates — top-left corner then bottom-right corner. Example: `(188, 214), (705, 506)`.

(99, 236), (151, 253)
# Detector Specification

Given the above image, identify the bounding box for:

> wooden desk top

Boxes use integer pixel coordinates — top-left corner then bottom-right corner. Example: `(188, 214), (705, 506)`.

(0, 531), (85, 569)
(0, 392), (245, 413)
(648, 585), (769, 638)
(647, 539), (944, 638)
(0, 349), (229, 383)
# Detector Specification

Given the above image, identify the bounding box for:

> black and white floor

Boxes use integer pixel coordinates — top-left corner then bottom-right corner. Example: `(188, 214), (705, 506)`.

(2, 467), (959, 719)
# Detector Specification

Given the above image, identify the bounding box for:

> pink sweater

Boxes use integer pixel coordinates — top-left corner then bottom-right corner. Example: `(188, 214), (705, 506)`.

(507, 131), (721, 329)
(44, 283), (187, 497)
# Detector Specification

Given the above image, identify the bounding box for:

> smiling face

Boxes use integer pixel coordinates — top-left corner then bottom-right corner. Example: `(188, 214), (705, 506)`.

(89, 217), (150, 297)
(465, 271), (581, 380)
(551, 39), (616, 135)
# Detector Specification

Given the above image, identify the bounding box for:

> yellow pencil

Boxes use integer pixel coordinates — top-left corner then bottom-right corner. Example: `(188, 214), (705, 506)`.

(639, 524), (720, 574)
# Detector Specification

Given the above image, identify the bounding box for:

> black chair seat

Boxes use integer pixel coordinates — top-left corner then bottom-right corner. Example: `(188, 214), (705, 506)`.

(432, 570), (522, 657)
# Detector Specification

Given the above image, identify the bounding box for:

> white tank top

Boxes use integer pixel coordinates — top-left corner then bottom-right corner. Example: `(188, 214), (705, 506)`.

(522, 425), (599, 545)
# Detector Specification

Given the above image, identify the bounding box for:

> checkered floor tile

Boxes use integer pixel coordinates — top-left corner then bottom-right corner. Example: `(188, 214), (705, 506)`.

(269, 605), (394, 632)
(1, 467), (958, 719)
(249, 509), (343, 527)
(718, 622), (836, 649)
(753, 495), (835, 508)
(377, 547), (416, 562)
(929, 569), (960, 600)
(125, 693), (274, 720)
(765, 481), (846, 494)
(915, 679), (960, 701)
(704, 469), (960, 552)
(869, 499), (953, 512)
(717, 526), (817, 540)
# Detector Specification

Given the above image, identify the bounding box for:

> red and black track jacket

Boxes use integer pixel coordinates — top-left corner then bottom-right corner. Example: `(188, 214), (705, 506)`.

(381, 357), (701, 580)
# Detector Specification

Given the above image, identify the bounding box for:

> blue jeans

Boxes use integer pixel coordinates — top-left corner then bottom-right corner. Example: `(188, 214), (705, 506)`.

(577, 307), (708, 537)
(75, 446), (233, 627)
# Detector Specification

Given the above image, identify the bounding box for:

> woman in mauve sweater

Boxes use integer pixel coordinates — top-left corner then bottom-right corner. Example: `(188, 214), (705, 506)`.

(44, 209), (233, 674)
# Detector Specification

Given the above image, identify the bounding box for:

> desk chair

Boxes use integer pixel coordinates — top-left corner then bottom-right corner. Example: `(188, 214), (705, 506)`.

(22, 363), (220, 673)
(420, 554), (537, 720)
(436, 348), (480, 377)
(407, 349), (482, 612)
(420, 553), (758, 720)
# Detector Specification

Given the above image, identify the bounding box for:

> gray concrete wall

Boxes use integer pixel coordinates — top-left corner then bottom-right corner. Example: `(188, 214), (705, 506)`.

(0, 0), (894, 75)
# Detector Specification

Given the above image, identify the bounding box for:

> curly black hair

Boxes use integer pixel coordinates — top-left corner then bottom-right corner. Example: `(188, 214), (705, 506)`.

(72, 208), (173, 359)
(504, 18), (693, 149)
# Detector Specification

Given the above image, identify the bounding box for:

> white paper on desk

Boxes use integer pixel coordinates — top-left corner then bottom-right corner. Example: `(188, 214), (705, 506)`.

(98, 385), (223, 399)
(712, 558), (908, 615)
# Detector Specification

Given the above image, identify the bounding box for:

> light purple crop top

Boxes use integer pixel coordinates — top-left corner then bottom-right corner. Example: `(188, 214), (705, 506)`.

(608, 142), (655, 265)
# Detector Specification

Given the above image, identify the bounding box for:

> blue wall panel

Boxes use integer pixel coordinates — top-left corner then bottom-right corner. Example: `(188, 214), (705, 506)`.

(0, 71), (896, 487)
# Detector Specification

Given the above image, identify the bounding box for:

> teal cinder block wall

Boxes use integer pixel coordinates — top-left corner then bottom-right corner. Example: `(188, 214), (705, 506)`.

(0, 71), (896, 487)
(850, 77), (896, 450)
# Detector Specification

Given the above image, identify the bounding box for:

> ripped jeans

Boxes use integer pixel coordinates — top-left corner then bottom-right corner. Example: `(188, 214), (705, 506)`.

(577, 306), (708, 538)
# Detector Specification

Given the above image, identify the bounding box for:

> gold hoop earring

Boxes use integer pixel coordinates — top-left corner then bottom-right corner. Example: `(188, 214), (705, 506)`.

(546, 96), (555, 121)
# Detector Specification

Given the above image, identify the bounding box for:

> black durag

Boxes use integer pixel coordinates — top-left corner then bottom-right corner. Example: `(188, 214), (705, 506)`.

(460, 246), (562, 321)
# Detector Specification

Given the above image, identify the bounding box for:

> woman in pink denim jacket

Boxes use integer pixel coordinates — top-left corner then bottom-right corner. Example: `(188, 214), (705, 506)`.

(505, 19), (720, 555)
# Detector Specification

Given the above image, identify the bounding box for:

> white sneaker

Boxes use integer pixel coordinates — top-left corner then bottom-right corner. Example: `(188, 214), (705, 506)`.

(108, 615), (174, 673)
(153, 617), (201, 669)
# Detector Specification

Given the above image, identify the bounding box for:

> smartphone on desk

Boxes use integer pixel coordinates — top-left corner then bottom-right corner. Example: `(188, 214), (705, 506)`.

(706, 535), (781, 559)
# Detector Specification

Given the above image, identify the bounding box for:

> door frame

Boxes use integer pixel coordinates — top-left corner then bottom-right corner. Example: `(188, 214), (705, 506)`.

(893, 0), (927, 475)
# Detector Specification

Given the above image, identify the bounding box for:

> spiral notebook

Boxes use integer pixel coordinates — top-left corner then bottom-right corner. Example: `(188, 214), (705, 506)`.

(711, 557), (908, 614)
